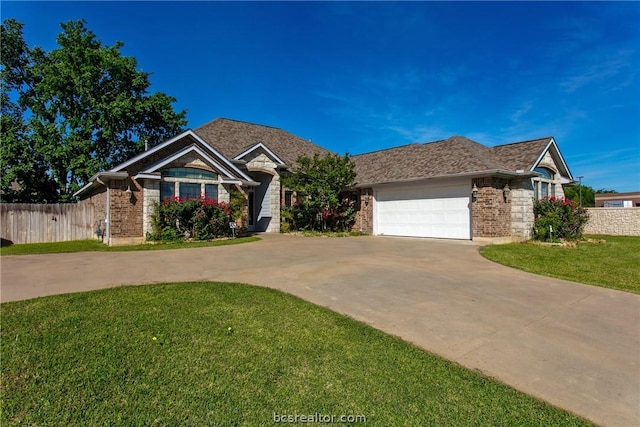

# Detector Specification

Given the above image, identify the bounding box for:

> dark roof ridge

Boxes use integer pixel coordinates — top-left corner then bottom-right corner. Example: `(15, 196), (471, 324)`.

(352, 142), (421, 157)
(434, 135), (488, 146)
(493, 136), (553, 148)
(195, 117), (282, 131)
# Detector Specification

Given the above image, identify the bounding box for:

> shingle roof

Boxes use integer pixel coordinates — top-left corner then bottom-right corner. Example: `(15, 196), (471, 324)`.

(194, 118), (332, 166)
(195, 118), (556, 185)
(490, 137), (553, 171)
(352, 136), (506, 184)
(352, 136), (555, 185)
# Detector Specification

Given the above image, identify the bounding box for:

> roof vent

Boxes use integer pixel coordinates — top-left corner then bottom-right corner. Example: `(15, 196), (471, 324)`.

(516, 169), (524, 173)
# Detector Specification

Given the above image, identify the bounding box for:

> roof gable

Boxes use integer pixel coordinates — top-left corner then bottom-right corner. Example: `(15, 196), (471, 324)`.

(138, 145), (250, 182)
(233, 142), (286, 166)
(490, 137), (552, 171)
(109, 129), (252, 182)
(492, 137), (572, 180)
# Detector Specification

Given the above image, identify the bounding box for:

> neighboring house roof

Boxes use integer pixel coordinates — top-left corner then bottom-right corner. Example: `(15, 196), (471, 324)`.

(194, 118), (332, 166)
(352, 135), (570, 186)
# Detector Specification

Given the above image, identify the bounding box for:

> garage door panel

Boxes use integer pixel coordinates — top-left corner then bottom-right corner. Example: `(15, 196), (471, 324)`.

(376, 183), (470, 239)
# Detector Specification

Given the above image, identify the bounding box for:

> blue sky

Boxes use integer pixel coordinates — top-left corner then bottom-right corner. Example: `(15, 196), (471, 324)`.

(3, 1), (639, 192)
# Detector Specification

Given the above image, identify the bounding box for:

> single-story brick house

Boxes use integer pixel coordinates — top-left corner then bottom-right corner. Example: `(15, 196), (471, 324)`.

(74, 118), (574, 245)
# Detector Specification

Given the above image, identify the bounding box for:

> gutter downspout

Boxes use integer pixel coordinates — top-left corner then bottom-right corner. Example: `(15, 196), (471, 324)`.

(96, 177), (110, 246)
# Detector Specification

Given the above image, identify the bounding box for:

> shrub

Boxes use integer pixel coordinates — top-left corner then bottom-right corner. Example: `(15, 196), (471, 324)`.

(148, 197), (236, 241)
(533, 197), (589, 241)
(282, 153), (357, 232)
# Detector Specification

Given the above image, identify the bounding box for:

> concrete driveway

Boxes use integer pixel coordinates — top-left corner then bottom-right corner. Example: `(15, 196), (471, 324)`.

(1, 234), (638, 426)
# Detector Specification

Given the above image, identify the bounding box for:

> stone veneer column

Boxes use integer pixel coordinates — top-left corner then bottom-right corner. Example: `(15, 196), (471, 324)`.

(218, 184), (230, 203)
(143, 180), (160, 238)
(246, 153), (280, 233)
(352, 189), (373, 233)
(268, 174), (281, 233)
(509, 178), (535, 240)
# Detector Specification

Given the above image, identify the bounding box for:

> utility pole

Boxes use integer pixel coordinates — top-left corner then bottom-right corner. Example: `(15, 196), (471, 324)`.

(577, 176), (584, 207)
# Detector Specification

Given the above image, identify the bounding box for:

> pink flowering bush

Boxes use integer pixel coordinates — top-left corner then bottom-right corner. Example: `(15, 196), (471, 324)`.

(148, 197), (234, 241)
(533, 197), (589, 241)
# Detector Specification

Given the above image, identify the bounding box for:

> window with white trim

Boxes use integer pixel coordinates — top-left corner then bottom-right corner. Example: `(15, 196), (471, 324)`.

(532, 167), (557, 200)
(160, 167), (220, 201)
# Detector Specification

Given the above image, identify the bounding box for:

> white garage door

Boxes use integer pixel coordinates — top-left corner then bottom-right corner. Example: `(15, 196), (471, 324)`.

(376, 183), (471, 239)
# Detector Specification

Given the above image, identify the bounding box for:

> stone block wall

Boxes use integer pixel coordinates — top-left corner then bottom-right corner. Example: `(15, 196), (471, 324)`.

(143, 180), (160, 238)
(268, 175), (281, 233)
(584, 208), (640, 236)
(510, 178), (535, 239)
(472, 177), (512, 238)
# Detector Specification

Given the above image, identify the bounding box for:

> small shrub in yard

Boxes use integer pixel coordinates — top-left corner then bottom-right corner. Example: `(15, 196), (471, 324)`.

(148, 197), (235, 241)
(533, 197), (589, 241)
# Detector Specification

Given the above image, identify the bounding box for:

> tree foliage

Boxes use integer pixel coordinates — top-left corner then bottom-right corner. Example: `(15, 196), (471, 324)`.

(563, 185), (595, 207)
(282, 153), (357, 232)
(1, 19), (186, 202)
(563, 185), (617, 208)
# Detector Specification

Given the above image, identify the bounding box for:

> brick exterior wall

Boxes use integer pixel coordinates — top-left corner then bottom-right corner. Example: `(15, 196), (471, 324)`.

(472, 177), (512, 238)
(584, 208), (640, 236)
(109, 178), (143, 242)
(79, 187), (108, 239)
(352, 189), (373, 233)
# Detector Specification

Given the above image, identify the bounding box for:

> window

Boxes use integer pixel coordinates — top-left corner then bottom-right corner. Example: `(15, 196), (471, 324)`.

(534, 167), (555, 180)
(284, 191), (293, 207)
(205, 184), (218, 201)
(533, 167), (557, 200)
(159, 166), (220, 201)
(179, 183), (201, 200)
(541, 182), (549, 198)
(162, 168), (218, 180)
(161, 181), (175, 201)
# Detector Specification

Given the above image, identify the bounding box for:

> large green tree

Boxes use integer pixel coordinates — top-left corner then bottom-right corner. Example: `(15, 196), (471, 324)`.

(1, 19), (186, 202)
(283, 153), (357, 232)
(563, 185), (595, 207)
(563, 185), (617, 207)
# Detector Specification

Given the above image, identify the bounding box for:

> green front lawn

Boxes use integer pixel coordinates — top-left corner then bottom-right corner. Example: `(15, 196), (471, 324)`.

(1, 282), (591, 426)
(0, 237), (260, 256)
(480, 235), (640, 294)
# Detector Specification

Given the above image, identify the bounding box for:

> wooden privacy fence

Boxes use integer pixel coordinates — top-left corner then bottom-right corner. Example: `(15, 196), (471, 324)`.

(0, 203), (96, 244)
